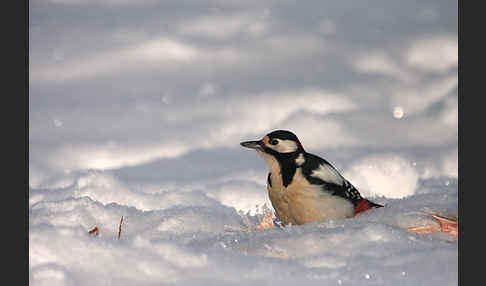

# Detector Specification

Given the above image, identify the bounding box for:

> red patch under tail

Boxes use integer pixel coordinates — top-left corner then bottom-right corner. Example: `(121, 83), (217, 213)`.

(354, 199), (371, 215)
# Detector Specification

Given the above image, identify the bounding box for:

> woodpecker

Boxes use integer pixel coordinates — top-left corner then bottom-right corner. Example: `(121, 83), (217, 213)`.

(240, 130), (383, 226)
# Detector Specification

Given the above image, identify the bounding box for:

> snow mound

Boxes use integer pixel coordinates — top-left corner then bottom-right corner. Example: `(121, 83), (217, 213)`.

(344, 154), (420, 199)
(30, 168), (457, 286)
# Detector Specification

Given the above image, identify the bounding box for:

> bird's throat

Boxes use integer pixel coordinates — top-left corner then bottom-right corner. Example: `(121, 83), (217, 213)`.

(257, 150), (299, 188)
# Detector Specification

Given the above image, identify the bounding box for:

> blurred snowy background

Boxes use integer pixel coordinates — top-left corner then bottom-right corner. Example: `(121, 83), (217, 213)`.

(29, 0), (457, 285)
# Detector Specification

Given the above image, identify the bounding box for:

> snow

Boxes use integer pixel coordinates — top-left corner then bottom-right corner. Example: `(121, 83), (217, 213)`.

(30, 176), (458, 285)
(30, 0), (457, 285)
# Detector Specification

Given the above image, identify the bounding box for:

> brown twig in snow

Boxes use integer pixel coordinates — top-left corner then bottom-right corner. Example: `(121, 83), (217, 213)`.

(118, 216), (124, 240)
(88, 226), (99, 236)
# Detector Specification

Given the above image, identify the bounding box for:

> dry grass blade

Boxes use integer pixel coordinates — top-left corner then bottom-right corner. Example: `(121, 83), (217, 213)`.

(118, 216), (124, 240)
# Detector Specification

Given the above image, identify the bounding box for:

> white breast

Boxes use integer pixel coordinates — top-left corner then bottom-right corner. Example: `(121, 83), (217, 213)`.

(268, 168), (354, 225)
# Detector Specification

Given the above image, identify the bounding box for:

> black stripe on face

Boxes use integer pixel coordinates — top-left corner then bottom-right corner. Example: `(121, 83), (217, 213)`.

(269, 150), (299, 188)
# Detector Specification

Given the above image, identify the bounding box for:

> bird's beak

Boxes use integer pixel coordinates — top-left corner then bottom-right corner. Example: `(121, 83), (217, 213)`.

(240, 140), (263, 150)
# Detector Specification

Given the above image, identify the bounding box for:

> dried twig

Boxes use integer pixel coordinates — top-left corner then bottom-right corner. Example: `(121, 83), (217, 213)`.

(406, 212), (458, 237)
(118, 216), (124, 240)
(254, 211), (275, 231)
(88, 226), (99, 236)
(431, 214), (458, 237)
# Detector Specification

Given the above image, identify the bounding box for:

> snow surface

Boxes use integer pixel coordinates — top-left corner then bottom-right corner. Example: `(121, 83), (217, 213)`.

(30, 0), (457, 285)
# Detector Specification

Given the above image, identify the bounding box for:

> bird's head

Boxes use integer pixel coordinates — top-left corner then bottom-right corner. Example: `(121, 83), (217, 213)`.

(241, 130), (306, 184)
(240, 130), (304, 157)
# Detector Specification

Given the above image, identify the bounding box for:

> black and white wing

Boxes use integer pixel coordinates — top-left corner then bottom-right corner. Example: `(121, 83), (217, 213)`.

(301, 153), (363, 206)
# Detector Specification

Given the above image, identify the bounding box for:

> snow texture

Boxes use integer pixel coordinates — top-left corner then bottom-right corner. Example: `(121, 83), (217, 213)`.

(30, 0), (457, 285)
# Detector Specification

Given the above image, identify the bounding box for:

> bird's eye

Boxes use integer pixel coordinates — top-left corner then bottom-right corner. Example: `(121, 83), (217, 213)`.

(270, 139), (279, 145)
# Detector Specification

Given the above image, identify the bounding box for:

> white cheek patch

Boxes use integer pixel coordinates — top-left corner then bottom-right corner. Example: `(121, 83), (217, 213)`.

(310, 163), (344, 185)
(270, 139), (298, 153)
(295, 153), (305, 166)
